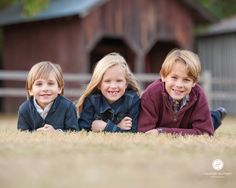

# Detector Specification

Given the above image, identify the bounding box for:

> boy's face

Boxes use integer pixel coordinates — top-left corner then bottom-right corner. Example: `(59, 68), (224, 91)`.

(161, 62), (196, 101)
(99, 64), (128, 104)
(29, 74), (62, 109)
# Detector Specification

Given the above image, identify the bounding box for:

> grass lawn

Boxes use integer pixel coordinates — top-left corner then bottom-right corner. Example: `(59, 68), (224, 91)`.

(0, 114), (235, 188)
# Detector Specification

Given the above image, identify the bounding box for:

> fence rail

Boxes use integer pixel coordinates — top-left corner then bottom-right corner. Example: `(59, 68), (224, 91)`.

(0, 70), (159, 97)
(1, 70), (236, 102)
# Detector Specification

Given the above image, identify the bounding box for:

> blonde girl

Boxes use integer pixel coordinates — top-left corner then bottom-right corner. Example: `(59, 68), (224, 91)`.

(77, 52), (141, 132)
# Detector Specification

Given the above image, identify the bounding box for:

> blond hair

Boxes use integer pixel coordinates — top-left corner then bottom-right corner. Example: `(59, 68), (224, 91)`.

(26, 61), (64, 98)
(160, 49), (201, 83)
(77, 52), (141, 112)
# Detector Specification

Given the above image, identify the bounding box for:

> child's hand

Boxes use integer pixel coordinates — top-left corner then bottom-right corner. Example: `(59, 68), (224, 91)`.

(145, 129), (159, 134)
(117, 116), (132, 130)
(37, 124), (55, 132)
(91, 120), (106, 132)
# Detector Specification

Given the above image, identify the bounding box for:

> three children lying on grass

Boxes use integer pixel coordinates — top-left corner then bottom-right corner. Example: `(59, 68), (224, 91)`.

(17, 50), (226, 136)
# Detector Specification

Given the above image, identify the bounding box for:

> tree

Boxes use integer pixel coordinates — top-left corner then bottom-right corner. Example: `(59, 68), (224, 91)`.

(0, 0), (49, 16)
(198, 0), (236, 18)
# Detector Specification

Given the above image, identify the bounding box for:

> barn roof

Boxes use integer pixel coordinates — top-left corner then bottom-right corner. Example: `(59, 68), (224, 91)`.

(0, 0), (107, 26)
(0, 0), (216, 27)
(199, 15), (236, 37)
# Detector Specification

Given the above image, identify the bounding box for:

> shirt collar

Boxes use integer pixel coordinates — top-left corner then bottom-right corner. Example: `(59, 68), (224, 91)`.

(33, 97), (53, 119)
(169, 95), (190, 112)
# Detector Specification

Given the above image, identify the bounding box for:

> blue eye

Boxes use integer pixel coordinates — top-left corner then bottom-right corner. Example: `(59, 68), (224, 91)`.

(184, 78), (191, 82)
(35, 82), (42, 86)
(48, 82), (55, 86)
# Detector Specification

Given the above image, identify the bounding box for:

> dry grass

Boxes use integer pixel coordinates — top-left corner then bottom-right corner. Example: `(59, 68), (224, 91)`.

(0, 114), (235, 188)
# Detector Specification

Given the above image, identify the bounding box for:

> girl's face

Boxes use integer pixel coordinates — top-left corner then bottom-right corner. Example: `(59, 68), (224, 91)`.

(99, 64), (128, 104)
(29, 74), (62, 109)
(161, 62), (196, 101)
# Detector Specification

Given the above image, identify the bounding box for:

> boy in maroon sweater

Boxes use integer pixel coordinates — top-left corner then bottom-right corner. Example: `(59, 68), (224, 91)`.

(138, 49), (226, 136)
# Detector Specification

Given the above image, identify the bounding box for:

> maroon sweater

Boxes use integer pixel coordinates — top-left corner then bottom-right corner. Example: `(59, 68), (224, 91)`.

(138, 79), (214, 136)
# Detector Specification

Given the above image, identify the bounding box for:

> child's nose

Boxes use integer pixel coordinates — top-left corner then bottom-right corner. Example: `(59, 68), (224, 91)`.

(110, 81), (117, 87)
(176, 80), (184, 87)
(42, 84), (49, 91)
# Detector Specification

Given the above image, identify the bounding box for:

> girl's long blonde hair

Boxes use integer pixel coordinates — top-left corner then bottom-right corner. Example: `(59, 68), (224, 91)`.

(77, 52), (141, 112)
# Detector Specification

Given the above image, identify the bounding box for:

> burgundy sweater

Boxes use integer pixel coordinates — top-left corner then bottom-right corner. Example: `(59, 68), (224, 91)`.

(138, 79), (214, 136)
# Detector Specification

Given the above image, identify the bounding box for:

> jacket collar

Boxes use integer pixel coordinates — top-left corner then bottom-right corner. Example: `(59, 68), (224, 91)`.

(29, 95), (61, 114)
(98, 94), (125, 114)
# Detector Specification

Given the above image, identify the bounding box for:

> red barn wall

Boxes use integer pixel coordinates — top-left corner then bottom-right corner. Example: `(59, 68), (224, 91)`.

(1, 0), (198, 112)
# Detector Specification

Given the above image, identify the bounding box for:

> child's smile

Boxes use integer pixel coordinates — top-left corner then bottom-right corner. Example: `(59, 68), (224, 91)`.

(172, 88), (184, 96)
(108, 90), (119, 96)
(29, 75), (62, 109)
(99, 64), (128, 104)
(161, 62), (196, 101)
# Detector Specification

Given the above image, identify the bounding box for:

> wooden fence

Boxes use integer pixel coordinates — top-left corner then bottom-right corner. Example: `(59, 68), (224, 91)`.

(0, 70), (236, 109)
(0, 70), (158, 97)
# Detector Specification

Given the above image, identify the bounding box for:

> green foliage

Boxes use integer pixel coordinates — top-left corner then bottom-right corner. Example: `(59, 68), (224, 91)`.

(198, 0), (236, 18)
(0, 0), (50, 16)
(18, 0), (50, 16)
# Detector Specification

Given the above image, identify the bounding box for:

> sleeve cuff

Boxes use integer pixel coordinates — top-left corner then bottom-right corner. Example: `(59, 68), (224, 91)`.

(104, 120), (121, 132)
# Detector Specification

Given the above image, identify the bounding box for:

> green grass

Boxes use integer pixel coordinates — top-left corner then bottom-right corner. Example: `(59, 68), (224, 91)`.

(0, 114), (235, 188)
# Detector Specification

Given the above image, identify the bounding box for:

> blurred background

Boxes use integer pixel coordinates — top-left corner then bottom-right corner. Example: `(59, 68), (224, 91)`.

(0, 0), (236, 114)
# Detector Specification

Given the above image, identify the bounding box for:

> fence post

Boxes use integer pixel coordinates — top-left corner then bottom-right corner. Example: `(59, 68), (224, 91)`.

(202, 70), (212, 107)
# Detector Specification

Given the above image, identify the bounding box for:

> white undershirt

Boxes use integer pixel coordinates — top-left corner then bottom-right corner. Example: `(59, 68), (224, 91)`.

(33, 98), (53, 119)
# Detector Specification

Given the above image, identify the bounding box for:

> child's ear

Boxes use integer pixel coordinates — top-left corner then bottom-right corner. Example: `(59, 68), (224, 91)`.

(192, 82), (197, 87)
(28, 90), (33, 96)
(160, 75), (165, 82)
(58, 88), (63, 94)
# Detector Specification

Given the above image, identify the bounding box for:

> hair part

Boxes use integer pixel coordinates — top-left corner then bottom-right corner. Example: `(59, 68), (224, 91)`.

(77, 52), (141, 112)
(160, 49), (201, 83)
(26, 61), (64, 98)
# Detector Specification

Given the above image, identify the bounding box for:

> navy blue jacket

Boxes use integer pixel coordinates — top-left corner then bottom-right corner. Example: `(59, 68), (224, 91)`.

(17, 95), (79, 131)
(78, 90), (140, 132)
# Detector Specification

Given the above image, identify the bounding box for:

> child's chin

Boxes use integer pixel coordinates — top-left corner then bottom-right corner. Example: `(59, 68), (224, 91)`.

(171, 95), (184, 101)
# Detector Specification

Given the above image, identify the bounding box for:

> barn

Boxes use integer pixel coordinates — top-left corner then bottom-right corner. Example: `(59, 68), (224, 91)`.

(0, 0), (214, 112)
(198, 15), (236, 115)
